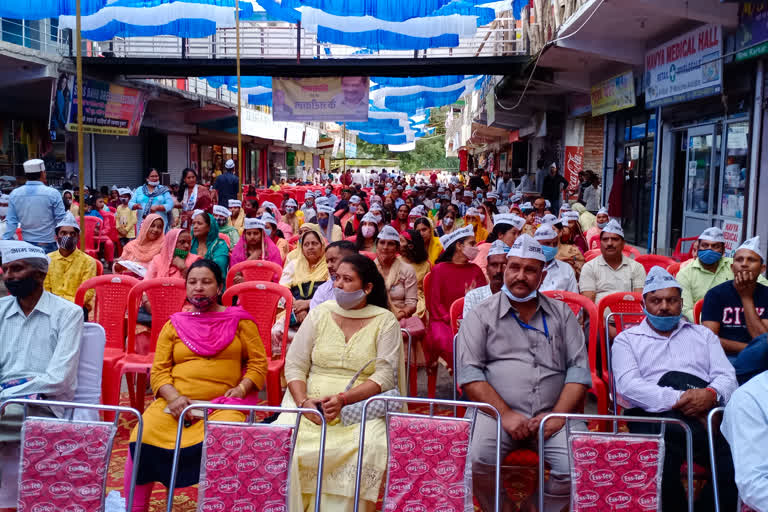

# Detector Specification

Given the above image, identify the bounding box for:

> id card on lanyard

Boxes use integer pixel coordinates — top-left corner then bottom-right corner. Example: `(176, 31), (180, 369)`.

(510, 310), (550, 342)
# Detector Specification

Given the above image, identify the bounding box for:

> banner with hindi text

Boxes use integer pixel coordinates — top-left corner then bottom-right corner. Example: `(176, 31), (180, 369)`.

(272, 77), (369, 122)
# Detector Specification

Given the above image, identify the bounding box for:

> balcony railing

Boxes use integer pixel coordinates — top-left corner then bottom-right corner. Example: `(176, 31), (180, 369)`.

(0, 17), (69, 56)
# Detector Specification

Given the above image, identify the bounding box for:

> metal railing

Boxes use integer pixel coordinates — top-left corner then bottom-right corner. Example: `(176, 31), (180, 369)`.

(0, 17), (69, 56)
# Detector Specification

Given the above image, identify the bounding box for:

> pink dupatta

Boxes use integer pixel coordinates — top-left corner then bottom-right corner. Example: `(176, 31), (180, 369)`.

(229, 227), (282, 274)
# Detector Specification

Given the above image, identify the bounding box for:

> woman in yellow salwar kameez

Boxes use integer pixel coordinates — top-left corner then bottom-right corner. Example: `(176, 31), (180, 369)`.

(125, 259), (268, 512)
(277, 254), (405, 512)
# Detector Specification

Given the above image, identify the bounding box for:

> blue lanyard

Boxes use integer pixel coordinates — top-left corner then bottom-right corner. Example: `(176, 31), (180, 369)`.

(510, 310), (550, 340)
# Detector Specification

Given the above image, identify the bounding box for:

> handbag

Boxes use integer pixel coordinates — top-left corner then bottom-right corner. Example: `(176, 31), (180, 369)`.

(340, 358), (400, 426)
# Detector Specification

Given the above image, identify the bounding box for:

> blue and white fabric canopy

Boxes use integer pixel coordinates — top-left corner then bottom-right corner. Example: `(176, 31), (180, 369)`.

(59, 0), (257, 40)
(0, 0), (106, 20)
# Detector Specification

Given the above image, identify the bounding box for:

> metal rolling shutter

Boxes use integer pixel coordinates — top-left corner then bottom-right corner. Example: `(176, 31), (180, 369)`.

(166, 134), (189, 184)
(93, 134), (144, 189)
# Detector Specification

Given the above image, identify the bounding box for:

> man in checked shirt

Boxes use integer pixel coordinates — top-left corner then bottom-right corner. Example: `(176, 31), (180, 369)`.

(613, 266), (738, 512)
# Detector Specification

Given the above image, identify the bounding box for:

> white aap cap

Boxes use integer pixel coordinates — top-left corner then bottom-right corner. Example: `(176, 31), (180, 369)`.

(559, 203), (571, 212)
(244, 218), (266, 231)
(486, 192), (499, 200)
(317, 204), (335, 215)
(520, 202), (533, 211)
(409, 205), (426, 217)
(228, 199), (242, 208)
(642, 266), (682, 295)
(534, 224), (559, 241)
(545, 200), (552, 209)
(561, 211), (580, 222)
(117, 188), (132, 197)
(284, 198), (298, 208)
(260, 213), (277, 225)
(377, 225), (401, 242)
(261, 201), (278, 213)
(601, 219), (624, 238)
(507, 233), (546, 262)
(0, 240), (50, 264)
(439, 225), (474, 249)
(493, 213), (525, 230)
(698, 227), (725, 244)
(225, 159), (235, 169)
(213, 205), (231, 218)
(541, 214), (559, 225)
(369, 203), (383, 212)
(0, 194), (10, 203)
(463, 191), (474, 198)
(349, 196), (362, 204)
(23, 159), (45, 174)
(511, 193), (522, 203)
(597, 207), (609, 216)
(361, 212), (378, 224)
(736, 236), (764, 262)
(487, 239), (510, 257)
(55, 212), (80, 231)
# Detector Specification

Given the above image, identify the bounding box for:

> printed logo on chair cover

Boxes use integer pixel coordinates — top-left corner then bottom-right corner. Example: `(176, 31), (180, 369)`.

(197, 423), (294, 512)
(383, 415), (473, 512)
(18, 419), (116, 512)
(569, 435), (664, 512)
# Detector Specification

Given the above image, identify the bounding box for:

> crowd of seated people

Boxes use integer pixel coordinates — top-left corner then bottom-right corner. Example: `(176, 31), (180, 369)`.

(1, 159), (767, 511)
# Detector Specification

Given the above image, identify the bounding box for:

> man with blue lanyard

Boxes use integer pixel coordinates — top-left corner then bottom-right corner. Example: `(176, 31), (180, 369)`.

(457, 234), (591, 512)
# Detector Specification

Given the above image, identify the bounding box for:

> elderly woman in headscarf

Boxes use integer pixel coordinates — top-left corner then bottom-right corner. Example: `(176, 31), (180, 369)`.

(554, 217), (586, 279)
(116, 213), (166, 275)
(316, 204), (343, 242)
(259, 200), (294, 238)
(230, 218), (283, 285)
(190, 210), (230, 277)
(464, 207), (489, 243)
(228, 199), (245, 234)
(279, 225), (329, 305)
(145, 228), (200, 280)
(283, 198), (303, 234)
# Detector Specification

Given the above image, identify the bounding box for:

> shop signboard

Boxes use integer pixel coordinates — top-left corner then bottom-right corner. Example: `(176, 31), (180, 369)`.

(723, 221), (743, 257)
(590, 71), (636, 117)
(65, 77), (146, 136)
(644, 24), (722, 108)
(735, 3), (768, 62)
(564, 119), (585, 200)
(272, 77), (369, 122)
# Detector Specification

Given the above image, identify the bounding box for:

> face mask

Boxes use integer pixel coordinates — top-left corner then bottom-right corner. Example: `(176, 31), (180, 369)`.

(286, 207), (296, 214)
(120, 197), (129, 205)
(462, 245), (480, 261)
(217, 218), (227, 227)
(373, 214), (382, 223)
(501, 283), (538, 303)
(597, 221), (608, 229)
(319, 218), (329, 228)
(5, 278), (39, 298)
(361, 226), (375, 238)
(264, 227), (272, 237)
(698, 249), (723, 265)
(63, 200), (71, 209)
(334, 287), (366, 310)
(147, 180), (160, 186)
(188, 295), (217, 310)
(305, 200), (313, 206)
(57, 235), (77, 252)
(325, 189), (332, 195)
(174, 248), (189, 258)
(443, 217), (454, 227)
(0, 206), (7, 217)
(643, 308), (682, 332)
(541, 245), (558, 263)
(349, 205), (357, 214)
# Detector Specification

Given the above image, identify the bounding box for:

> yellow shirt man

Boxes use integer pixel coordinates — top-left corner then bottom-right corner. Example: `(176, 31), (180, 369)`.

(44, 248), (98, 306)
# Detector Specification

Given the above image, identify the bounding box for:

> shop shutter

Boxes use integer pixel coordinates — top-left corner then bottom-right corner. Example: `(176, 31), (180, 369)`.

(93, 134), (144, 190)
(166, 134), (189, 184)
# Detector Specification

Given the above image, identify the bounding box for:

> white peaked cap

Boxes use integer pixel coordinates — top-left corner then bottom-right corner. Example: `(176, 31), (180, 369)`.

(601, 219), (624, 238)
(23, 159), (45, 174)
(736, 236), (764, 262)
(561, 211), (580, 222)
(317, 204), (335, 214)
(377, 225), (401, 241)
(284, 198), (298, 208)
(244, 218), (265, 230)
(559, 203), (571, 211)
(439, 225), (474, 249)
(463, 191), (474, 197)
(486, 192), (499, 200)
(541, 214), (559, 225)
(487, 239), (510, 257)
(698, 227), (725, 243)
(0, 240), (50, 263)
(315, 196), (329, 206)
(643, 266), (682, 295)
(228, 199), (242, 208)
(261, 201), (277, 212)
(507, 233), (546, 262)
(545, 200), (552, 208)
(369, 203), (383, 212)
(409, 205), (426, 217)
(597, 207), (609, 216)
(520, 202), (533, 211)
(192, 209), (206, 219)
(213, 205), (231, 218)
(0, 194), (9, 203)
(56, 212), (80, 231)
(117, 188), (132, 196)
(225, 159), (235, 169)
(260, 213), (277, 225)
(349, 196), (362, 204)
(534, 223), (558, 241)
(493, 213), (525, 230)
(511, 193), (522, 203)
(360, 212), (378, 224)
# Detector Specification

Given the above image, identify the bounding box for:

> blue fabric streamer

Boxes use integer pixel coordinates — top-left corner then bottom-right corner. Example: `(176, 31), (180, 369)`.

(317, 25), (459, 51)
(0, 0), (105, 19)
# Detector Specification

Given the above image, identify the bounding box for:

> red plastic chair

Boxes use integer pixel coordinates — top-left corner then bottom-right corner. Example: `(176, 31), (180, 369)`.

(694, 298), (704, 325)
(667, 261), (681, 277)
(624, 245), (642, 258)
(222, 281), (293, 406)
(80, 216), (102, 259)
(94, 258), (104, 276)
(226, 260), (283, 288)
(75, 274), (140, 420)
(543, 290), (609, 420)
(673, 236), (698, 262)
(584, 248), (601, 262)
(218, 232), (231, 248)
(122, 278), (188, 413)
(634, 254), (677, 274)
(449, 297), (465, 412)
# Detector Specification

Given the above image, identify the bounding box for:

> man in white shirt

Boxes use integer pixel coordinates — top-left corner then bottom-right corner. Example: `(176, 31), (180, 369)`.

(534, 224), (578, 293)
(0, 193), (9, 239)
(464, 240), (507, 316)
(0, 240), (84, 440)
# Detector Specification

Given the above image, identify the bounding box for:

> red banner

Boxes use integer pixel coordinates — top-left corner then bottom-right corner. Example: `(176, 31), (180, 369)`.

(564, 146), (584, 200)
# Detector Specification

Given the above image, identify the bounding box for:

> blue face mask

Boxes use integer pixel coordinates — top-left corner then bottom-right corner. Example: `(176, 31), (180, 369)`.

(318, 217), (329, 228)
(597, 221), (608, 229)
(698, 249), (723, 265)
(541, 245), (558, 263)
(643, 308), (682, 332)
(264, 227), (272, 237)
(501, 283), (538, 303)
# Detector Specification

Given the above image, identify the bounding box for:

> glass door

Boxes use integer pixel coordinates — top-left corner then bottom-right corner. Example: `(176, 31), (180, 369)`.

(718, 120), (749, 255)
(682, 125), (717, 238)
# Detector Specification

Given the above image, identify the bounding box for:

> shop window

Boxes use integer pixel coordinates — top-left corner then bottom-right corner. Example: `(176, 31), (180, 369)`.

(721, 122), (748, 219)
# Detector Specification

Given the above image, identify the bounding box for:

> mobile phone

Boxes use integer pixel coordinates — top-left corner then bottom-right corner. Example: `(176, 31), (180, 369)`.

(316, 402), (324, 413)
